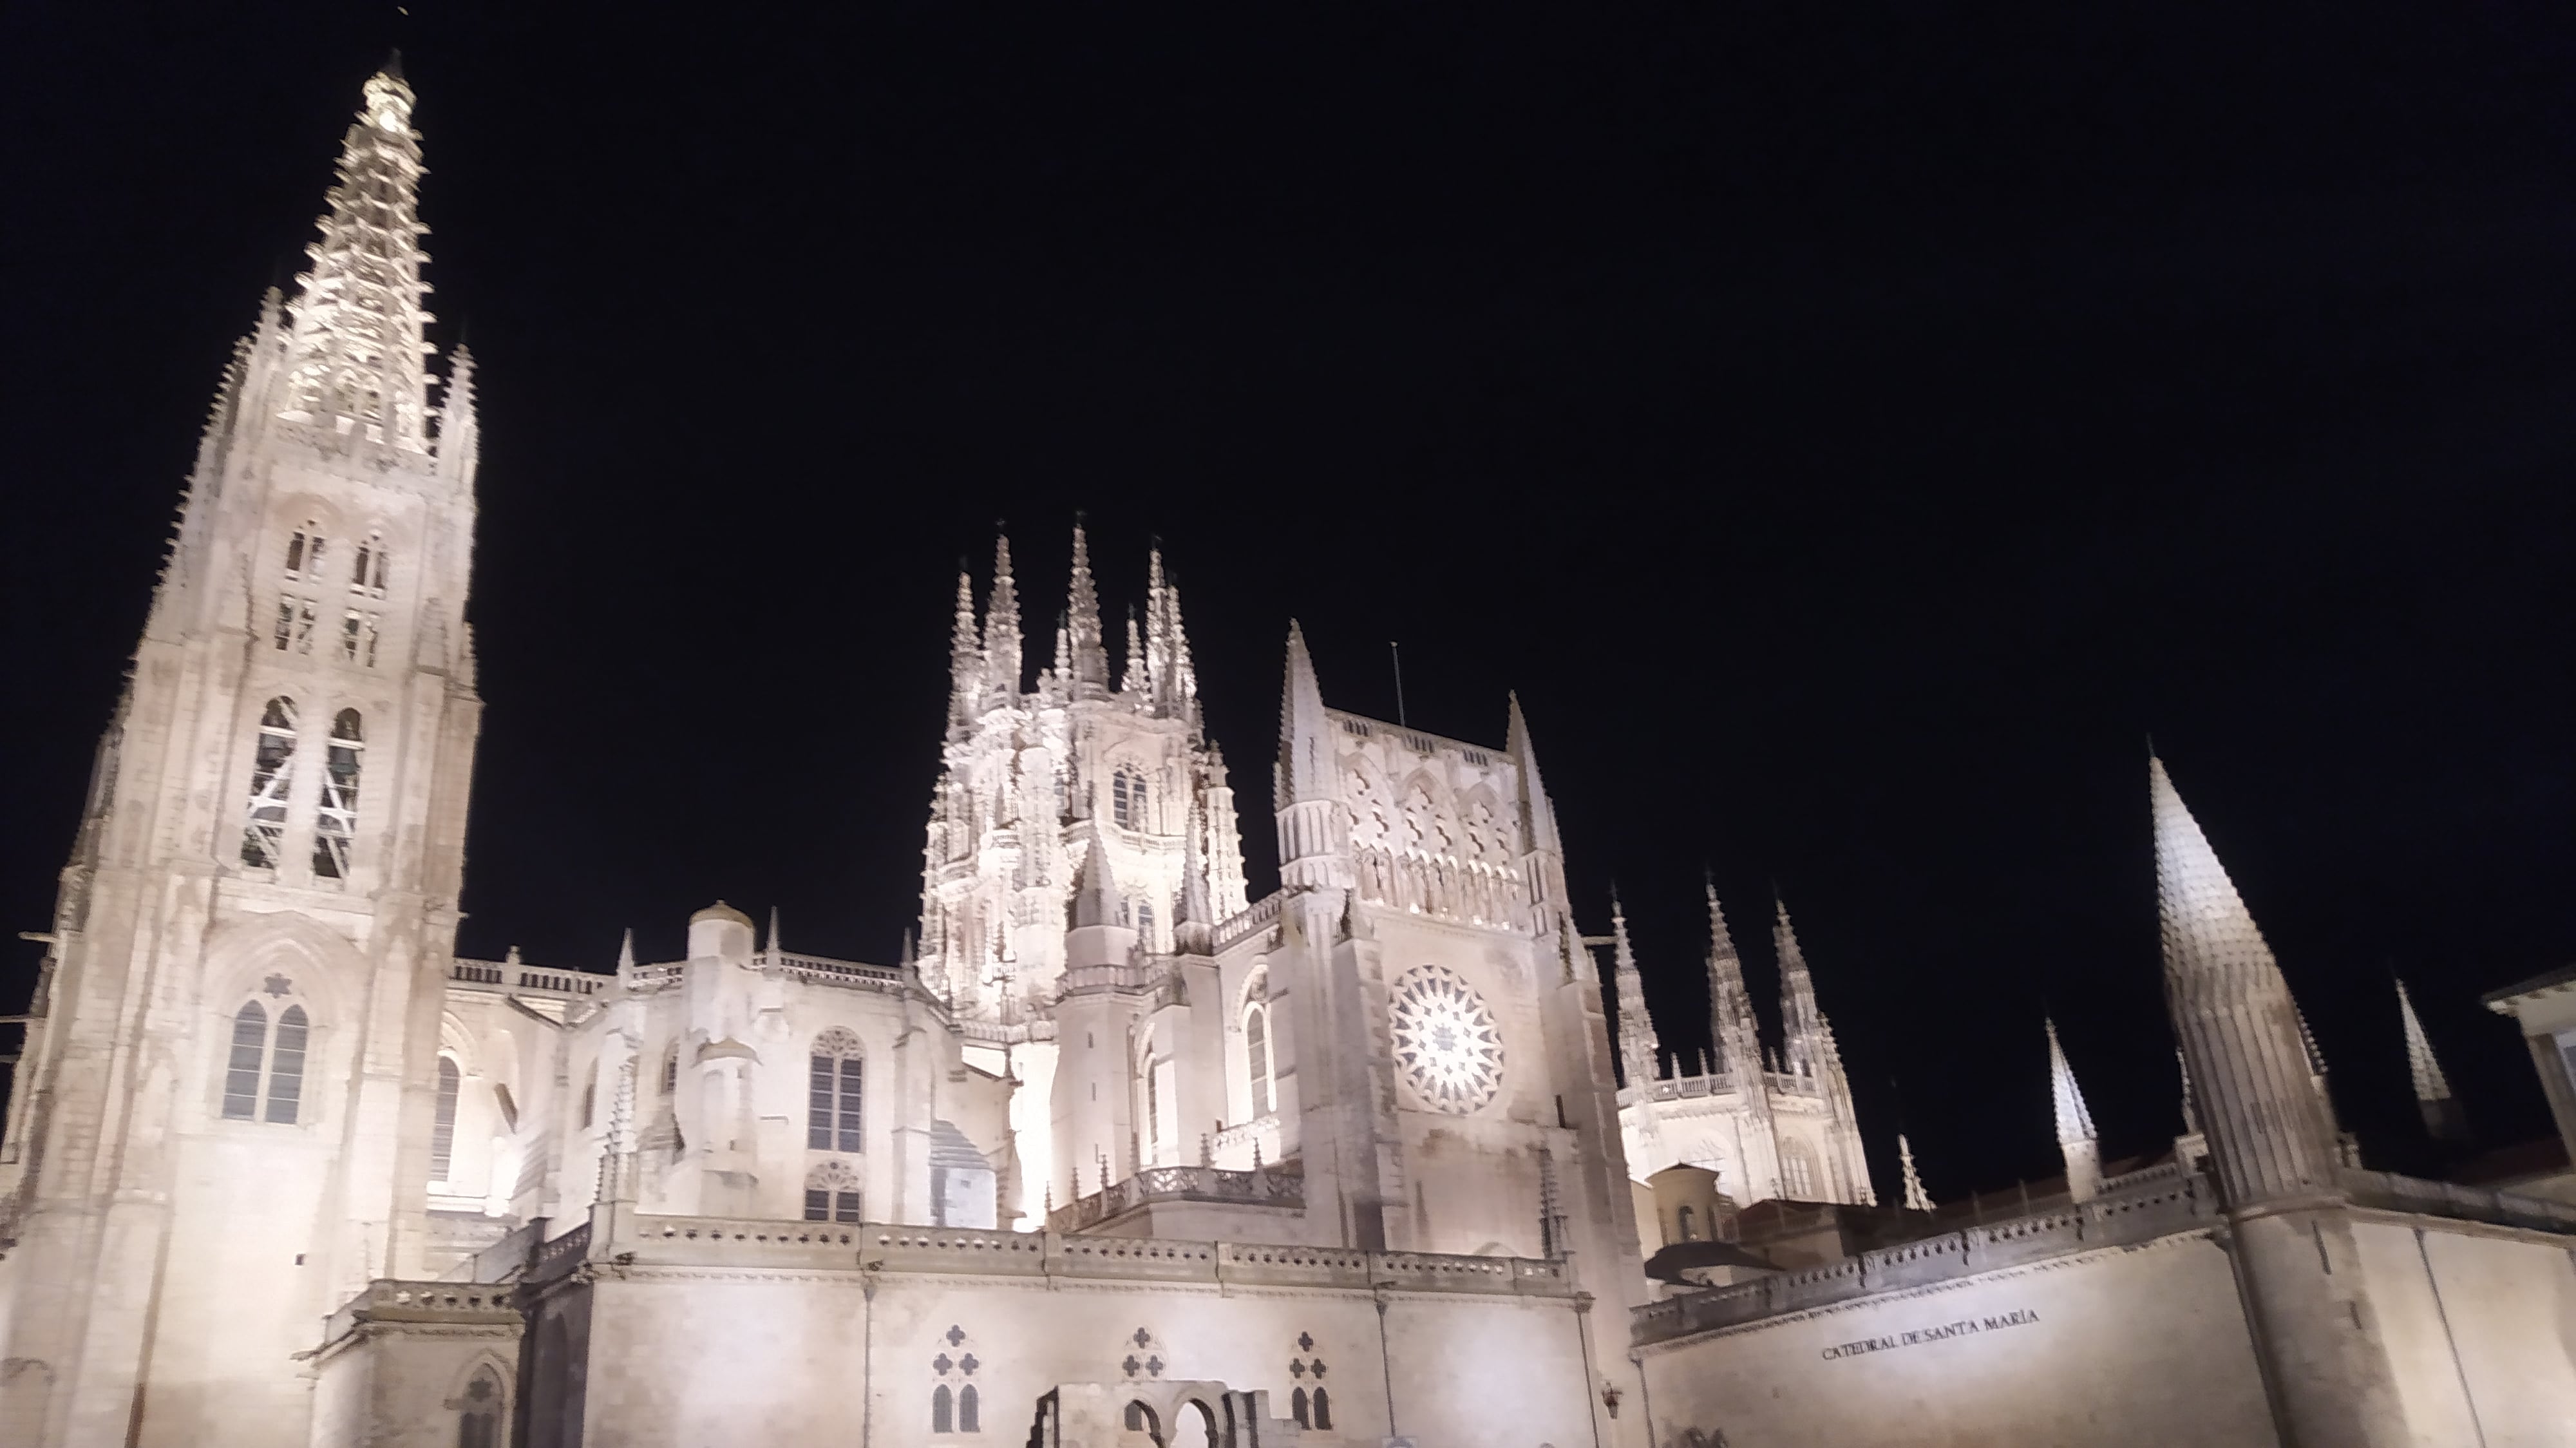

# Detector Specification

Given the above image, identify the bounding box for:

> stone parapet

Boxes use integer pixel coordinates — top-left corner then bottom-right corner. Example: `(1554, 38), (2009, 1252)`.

(2341, 1167), (2576, 1235)
(319, 1281), (521, 1352)
(1048, 1163), (1302, 1233)
(1632, 1169), (2221, 1348)
(580, 1207), (1573, 1299)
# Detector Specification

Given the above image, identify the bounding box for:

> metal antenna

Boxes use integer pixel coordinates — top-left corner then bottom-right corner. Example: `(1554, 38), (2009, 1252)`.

(1390, 641), (1407, 726)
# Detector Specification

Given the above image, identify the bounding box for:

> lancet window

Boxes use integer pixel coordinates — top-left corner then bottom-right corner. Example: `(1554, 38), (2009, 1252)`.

(659, 1044), (678, 1095)
(455, 1367), (502, 1448)
(430, 1056), (461, 1182)
(285, 524), (328, 582)
(275, 524), (325, 654)
(809, 1028), (863, 1152)
(1111, 766), (1144, 828)
(338, 609), (380, 667)
(351, 532), (389, 596)
(240, 697), (299, 869)
(1244, 998), (1272, 1117)
(804, 1158), (862, 1223)
(220, 993), (310, 1125)
(312, 709), (363, 879)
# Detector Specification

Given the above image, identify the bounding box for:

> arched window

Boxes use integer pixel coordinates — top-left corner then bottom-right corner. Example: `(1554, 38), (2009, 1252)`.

(338, 607), (380, 667)
(1676, 1204), (1698, 1242)
(1145, 1047), (1161, 1150)
(1292, 1387), (1310, 1429)
(276, 524), (324, 653)
(241, 698), (299, 869)
(312, 709), (363, 879)
(1112, 766), (1145, 829)
(457, 1366), (502, 1448)
(1781, 1140), (1818, 1199)
(352, 531), (389, 596)
(579, 1081), (595, 1129)
(932, 1384), (953, 1434)
(1135, 898), (1155, 949)
(222, 1002), (268, 1119)
(223, 997), (311, 1124)
(1244, 1003), (1272, 1116)
(1124, 1402), (1157, 1434)
(804, 1159), (862, 1224)
(267, 1005), (308, 1124)
(659, 1043), (677, 1096)
(285, 523), (328, 581)
(1311, 1388), (1332, 1431)
(431, 1056), (462, 1182)
(958, 1385), (980, 1433)
(809, 1029), (863, 1152)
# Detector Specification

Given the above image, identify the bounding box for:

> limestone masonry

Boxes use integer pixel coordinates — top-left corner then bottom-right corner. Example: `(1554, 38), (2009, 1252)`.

(3, 61), (2573, 1448)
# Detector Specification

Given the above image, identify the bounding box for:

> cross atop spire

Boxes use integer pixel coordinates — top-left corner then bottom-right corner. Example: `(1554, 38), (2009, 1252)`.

(278, 61), (437, 452)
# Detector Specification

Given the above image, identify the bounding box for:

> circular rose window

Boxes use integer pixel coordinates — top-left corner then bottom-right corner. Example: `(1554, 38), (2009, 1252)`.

(1389, 964), (1504, 1114)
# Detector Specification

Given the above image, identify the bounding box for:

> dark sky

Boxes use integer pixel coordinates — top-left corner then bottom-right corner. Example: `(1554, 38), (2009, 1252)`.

(5, 1), (2573, 1203)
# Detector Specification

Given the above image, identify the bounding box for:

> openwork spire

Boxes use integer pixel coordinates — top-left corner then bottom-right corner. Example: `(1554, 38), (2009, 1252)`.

(1277, 622), (1331, 804)
(1609, 894), (1662, 1090)
(279, 62), (437, 451)
(1062, 519), (1108, 696)
(984, 533), (1022, 696)
(1774, 894), (1823, 1073)
(2394, 978), (2452, 1104)
(1703, 878), (1757, 1072)
(1897, 1133), (1934, 1212)
(1506, 693), (1560, 855)
(947, 569), (981, 725)
(2045, 1017), (2098, 1145)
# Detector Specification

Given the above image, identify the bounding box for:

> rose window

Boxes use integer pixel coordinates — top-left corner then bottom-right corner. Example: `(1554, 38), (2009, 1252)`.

(1389, 965), (1504, 1113)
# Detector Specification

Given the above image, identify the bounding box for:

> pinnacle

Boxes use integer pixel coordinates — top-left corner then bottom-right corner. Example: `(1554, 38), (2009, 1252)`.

(2150, 756), (2279, 987)
(2045, 1016), (2097, 1144)
(1071, 826), (1122, 929)
(1278, 621), (1331, 804)
(2395, 978), (2453, 1103)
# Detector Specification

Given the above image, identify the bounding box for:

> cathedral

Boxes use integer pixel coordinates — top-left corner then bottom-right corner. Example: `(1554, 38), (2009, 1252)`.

(5, 60), (2576, 1448)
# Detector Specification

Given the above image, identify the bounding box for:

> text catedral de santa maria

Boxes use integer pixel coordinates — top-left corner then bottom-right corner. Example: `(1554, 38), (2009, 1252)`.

(1821, 1308), (2041, 1361)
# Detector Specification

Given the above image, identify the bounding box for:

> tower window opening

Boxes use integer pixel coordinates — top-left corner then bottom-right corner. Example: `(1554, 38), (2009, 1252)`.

(312, 709), (363, 879)
(457, 1367), (502, 1448)
(1112, 767), (1140, 828)
(659, 1045), (678, 1095)
(240, 697), (299, 870)
(932, 1384), (953, 1434)
(285, 526), (327, 580)
(222, 1002), (269, 1119)
(430, 1056), (460, 1182)
(265, 1005), (308, 1124)
(958, 1384), (979, 1433)
(1135, 899), (1155, 949)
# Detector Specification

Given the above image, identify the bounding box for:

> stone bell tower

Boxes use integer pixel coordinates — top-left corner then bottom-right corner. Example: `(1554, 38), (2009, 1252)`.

(0, 59), (483, 1448)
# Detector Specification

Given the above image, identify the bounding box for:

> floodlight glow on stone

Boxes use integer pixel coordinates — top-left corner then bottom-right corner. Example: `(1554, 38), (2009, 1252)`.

(1390, 964), (1504, 1113)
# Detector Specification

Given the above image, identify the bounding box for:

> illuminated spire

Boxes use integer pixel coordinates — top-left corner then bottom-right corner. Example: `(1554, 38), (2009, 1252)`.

(765, 906), (782, 957)
(1174, 805), (1214, 952)
(2048, 1016), (2103, 1202)
(1507, 694), (1561, 856)
(1897, 1133), (1934, 1212)
(1278, 622), (1331, 804)
(984, 533), (1022, 697)
(2395, 978), (2467, 1143)
(2152, 756), (2345, 1204)
(1774, 895), (1823, 1076)
(1703, 878), (1758, 1075)
(2046, 1018), (2097, 1143)
(616, 928), (636, 973)
(1609, 894), (1662, 1090)
(1121, 606), (1147, 696)
(1062, 518), (1108, 697)
(437, 344), (478, 484)
(947, 569), (981, 726)
(278, 61), (437, 451)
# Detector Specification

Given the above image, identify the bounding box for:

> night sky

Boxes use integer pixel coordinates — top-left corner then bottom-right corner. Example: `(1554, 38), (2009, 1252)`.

(5, 2), (2573, 1203)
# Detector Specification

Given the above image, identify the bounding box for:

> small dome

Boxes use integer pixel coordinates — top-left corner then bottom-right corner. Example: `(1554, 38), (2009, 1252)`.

(692, 900), (753, 928)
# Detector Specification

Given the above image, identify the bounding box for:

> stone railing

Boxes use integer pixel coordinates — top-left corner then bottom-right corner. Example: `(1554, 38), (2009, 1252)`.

(527, 1221), (591, 1283)
(1213, 891), (1286, 953)
(1633, 1169), (2221, 1348)
(2344, 1168), (2576, 1235)
(451, 960), (607, 997)
(323, 1280), (520, 1348)
(1625, 1071), (1741, 1106)
(763, 949), (907, 991)
(1208, 1115), (1282, 1170)
(1048, 1163), (1303, 1234)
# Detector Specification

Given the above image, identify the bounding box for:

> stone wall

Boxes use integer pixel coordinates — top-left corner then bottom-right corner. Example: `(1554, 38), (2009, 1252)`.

(2353, 1214), (2576, 1447)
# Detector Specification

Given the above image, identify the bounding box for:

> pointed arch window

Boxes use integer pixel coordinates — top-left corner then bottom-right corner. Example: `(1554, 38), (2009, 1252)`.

(809, 1029), (863, 1152)
(312, 709), (363, 879)
(804, 1159), (862, 1223)
(1134, 898), (1155, 950)
(222, 996), (310, 1124)
(659, 1043), (678, 1096)
(932, 1384), (954, 1434)
(241, 698), (299, 869)
(1112, 766), (1144, 828)
(430, 1056), (462, 1182)
(1311, 1387), (1331, 1431)
(285, 524), (328, 582)
(580, 1080), (595, 1129)
(456, 1366), (502, 1448)
(958, 1384), (979, 1433)
(1780, 1140), (1818, 1199)
(1244, 1000), (1273, 1116)
(1292, 1387), (1310, 1429)
(351, 531), (389, 597)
